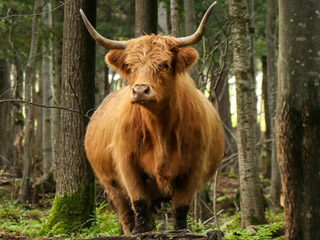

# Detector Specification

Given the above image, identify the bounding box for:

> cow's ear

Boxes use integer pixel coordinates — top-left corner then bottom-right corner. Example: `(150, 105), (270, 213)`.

(106, 50), (130, 77)
(175, 48), (199, 73)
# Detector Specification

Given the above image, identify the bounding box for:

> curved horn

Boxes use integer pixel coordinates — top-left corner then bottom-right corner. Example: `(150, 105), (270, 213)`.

(79, 9), (128, 49)
(176, 1), (217, 47)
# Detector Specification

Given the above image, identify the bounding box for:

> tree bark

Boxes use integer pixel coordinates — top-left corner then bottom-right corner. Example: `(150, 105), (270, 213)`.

(158, 1), (169, 35)
(183, 0), (198, 81)
(40, 0), (96, 235)
(276, 0), (320, 239)
(52, 0), (63, 175)
(229, 0), (266, 227)
(135, 0), (158, 37)
(183, 0), (196, 36)
(11, 57), (24, 179)
(170, 0), (180, 37)
(17, 0), (42, 203)
(42, 2), (54, 175)
(266, 0), (281, 210)
(261, 56), (271, 178)
(0, 59), (11, 168)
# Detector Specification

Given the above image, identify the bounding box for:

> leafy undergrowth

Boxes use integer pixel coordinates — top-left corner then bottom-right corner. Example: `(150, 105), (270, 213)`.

(0, 200), (120, 239)
(187, 210), (285, 240)
(0, 198), (285, 240)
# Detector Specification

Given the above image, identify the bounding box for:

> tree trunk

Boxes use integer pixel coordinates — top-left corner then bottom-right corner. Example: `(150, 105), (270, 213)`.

(52, 0), (63, 175)
(42, 2), (54, 175)
(0, 59), (11, 168)
(261, 56), (271, 178)
(170, 0), (180, 37)
(135, 0), (158, 37)
(276, 0), (320, 239)
(266, 0), (281, 210)
(183, 0), (198, 81)
(40, 0), (96, 235)
(11, 58), (24, 179)
(229, 0), (266, 227)
(158, 1), (169, 35)
(17, 0), (42, 203)
(214, 67), (236, 158)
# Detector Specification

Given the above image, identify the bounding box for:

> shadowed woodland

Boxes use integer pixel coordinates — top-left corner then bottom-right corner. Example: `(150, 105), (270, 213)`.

(0, 0), (319, 240)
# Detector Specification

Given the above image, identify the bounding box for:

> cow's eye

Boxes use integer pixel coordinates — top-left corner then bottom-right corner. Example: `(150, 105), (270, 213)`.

(160, 63), (170, 71)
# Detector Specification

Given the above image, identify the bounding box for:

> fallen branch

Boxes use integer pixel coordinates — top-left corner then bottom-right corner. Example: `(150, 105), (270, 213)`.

(78, 230), (225, 240)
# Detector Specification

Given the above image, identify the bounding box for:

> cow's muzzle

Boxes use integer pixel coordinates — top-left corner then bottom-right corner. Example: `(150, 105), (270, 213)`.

(131, 84), (152, 103)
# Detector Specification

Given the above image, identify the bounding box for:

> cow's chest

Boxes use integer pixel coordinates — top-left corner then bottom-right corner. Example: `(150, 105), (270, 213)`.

(139, 150), (187, 178)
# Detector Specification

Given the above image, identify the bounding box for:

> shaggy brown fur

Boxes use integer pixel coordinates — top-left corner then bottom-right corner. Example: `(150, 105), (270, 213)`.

(85, 34), (224, 234)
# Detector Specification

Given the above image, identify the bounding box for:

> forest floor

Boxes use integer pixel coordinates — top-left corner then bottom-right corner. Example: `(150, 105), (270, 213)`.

(0, 171), (285, 240)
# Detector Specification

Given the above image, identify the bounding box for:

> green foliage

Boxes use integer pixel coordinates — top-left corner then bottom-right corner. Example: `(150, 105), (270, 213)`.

(0, 200), (49, 237)
(178, 210), (284, 240)
(224, 221), (284, 240)
(0, 0), (34, 61)
(0, 197), (285, 239)
(0, 200), (120, 239)
(67, 202), (121, 239)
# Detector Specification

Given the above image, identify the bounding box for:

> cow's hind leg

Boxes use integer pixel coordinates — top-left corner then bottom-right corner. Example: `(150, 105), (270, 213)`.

(105, 183), (134, 235)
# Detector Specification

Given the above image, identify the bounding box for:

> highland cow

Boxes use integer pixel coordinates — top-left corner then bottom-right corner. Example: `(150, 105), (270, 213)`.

(81, 1), (224, 234)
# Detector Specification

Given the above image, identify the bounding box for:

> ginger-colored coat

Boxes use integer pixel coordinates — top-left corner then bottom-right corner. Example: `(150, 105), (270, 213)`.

(85, 35), (224, 234)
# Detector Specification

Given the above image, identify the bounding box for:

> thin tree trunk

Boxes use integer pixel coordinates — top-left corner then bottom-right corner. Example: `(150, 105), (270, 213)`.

(17, 0), (42, 203)
(158, 1), (169, 35)
(11, 58), (24, 179)
(276, 0), (320, 239)
(183, 0), (198, 81)
(0, 59), (11, 168)
(42, 2), (54, 175)
(229, 0), (266, 227)
(261, 56), (271, 178)
(41, 0), (96, 234)
(170, 0), (180, 37)
(135, 0), (158, 37)
(52, 0), (63, 175)
(266, 0), (281, 210)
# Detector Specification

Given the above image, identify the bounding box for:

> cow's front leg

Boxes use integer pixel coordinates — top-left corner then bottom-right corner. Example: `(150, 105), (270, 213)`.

(172, 174), (199, 230)
(117, 157), (152, 233)
(173, 205), (190, 230)
(132, 199), (151, 233)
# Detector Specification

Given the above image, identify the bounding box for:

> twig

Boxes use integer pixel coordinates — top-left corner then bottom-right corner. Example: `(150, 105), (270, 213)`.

(213, 167), (221, 231)
(0, 98), (90, 119)
(78, 230), (206, 240)
(202, 209), (224, 226)
(213, 24), (231, 93)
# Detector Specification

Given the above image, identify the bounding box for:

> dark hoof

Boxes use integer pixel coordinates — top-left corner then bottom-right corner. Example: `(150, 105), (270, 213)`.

(133, 224), (149, 234)
(207, 230), (224, 240)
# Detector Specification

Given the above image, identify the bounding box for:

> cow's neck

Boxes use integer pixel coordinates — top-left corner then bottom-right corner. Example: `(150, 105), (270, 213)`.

(140, 99), (176, 139)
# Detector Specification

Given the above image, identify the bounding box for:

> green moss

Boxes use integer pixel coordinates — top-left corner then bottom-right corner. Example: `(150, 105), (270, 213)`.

(40, 183), (96, 236)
